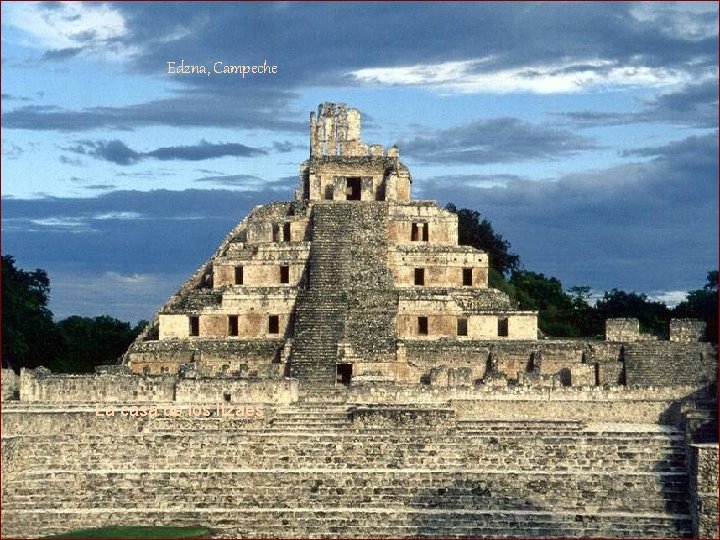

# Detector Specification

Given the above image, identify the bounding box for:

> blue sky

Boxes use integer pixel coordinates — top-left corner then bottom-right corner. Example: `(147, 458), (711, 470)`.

(2, 1), (718, 323)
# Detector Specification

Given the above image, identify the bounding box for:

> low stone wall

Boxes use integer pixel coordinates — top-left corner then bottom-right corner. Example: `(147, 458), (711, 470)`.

(175, 378), (297, 404)
(1, 403), (277, 437)
(19, 370), (176, 403)
(348, 383), (710, 424)
(690, 443), (719, 539)
(350, 405), (455, 429)
(401, 339), (622, 385)
(624, 342), (717, 386)
(670, 319), (707, 343)
(18, 368), (298, 405)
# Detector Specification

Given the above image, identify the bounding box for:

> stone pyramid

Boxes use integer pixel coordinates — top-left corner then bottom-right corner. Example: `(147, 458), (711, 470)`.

(123, 102), (537, 385)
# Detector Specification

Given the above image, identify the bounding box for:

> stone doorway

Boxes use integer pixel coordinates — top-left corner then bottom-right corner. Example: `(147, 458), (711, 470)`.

(346, 177), (361, 200)
(336, 363), (352, 385)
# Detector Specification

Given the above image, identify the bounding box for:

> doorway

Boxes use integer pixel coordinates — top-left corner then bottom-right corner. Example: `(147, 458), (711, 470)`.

(336, 363), (352, 385)
(346, 177), (361, 200)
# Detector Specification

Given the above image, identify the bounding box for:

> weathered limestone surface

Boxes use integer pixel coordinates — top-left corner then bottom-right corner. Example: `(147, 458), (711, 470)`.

(606, 318), (641, 341)
(689, 443), (719, 539)
(1, 388), (705, 539)
(624, 341), (717, 386)
(2, 368), (19, 400)
(670, 318), (707, 343)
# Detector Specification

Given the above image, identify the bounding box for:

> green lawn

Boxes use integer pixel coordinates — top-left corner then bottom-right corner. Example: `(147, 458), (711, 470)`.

(44, 526), (211, 539)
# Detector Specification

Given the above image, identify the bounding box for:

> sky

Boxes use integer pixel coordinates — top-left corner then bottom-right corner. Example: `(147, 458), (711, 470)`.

(1, 1), (718, 323)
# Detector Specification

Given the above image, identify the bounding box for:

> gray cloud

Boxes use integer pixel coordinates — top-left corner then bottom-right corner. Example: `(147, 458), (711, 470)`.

(422, 174), (527, 188)
(1, 93), (32, 102)
(4, 93), (304, 132)
(401, 118), (598, 164)
(194, 174), (263, 187)
(115, 3), (716, 85)
(67, 139), (267, 165)
(2, 142), (24, 159)
(5, 4), (715, 134)
(41, 47), (84, 61)
(83, 184), (117, 191)
(273, 140), (303, 153)
(417, 132), (718, 293)
(193, 174), (295, 190)
(59, 155), (83, 166)
(563, 80), (718, 127)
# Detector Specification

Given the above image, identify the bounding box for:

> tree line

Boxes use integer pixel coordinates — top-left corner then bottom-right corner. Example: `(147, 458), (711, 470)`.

(2, 255), (147, 373)
(446, 204), (717, 341)
(2, 205), (717, 373)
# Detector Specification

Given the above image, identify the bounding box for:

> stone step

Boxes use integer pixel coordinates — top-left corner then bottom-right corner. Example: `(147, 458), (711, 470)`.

(0, 506), (693, 539)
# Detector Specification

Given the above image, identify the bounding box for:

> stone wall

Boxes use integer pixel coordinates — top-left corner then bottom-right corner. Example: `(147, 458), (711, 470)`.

(174, 378), (297, 404)
(670, 318), (707, 342)
(689, 443), (719, 538)
(17, 368), (297, 404)
(2, 393), (702, 538)
(624, 342), (717, 386)
(387, 202), (457, 245)
(19, 370), (176, 403)
(127, 338), (285, 376)
(348, 383), (710, 424)
(2, 368), (19, 400)
(606, 318), (640, 341)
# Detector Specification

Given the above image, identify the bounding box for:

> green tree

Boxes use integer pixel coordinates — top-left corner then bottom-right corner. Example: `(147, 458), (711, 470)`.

(509, 270), (582, 337)
(673, 271), (718, 342)
(446, 204), (520, 276)
(1, 255), (62, 370)
(594, 289), (671, 338)
(568, 285), (603, 337)
(54, 316), (147, 373)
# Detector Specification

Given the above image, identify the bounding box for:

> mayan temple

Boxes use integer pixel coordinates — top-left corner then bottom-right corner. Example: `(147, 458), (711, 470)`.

(123, 102), (537, 387)
(1, 103), (718, 539)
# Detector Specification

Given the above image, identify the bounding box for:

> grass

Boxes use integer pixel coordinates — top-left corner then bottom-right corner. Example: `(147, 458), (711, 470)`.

(44, 526), (211, 539)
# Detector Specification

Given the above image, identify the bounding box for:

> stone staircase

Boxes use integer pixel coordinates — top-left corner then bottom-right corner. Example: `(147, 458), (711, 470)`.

(289, 203), (352, 385)
(268, 403), (352, 432)
(1, 418), (694, 538)
(289, 202), (399, 386)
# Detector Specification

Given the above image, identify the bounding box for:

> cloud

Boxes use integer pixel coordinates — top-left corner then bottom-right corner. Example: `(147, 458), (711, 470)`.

(1, 93), (32, 102)
(58, 155), (83, 166)
(4, 92), (304, 132)
(84, 184), (117, 191)
(4, 3), (716, 134)
(41, 47), (84, 61)
(349, 58), (701, 94)
(422, 174), (526, 189)
(416, 132), (718, 293)
(3, 1), (132, 61)
(401, 118), (597, 164)
(647, 289), (690, 308)
(194, 174), (264, 187)
(623, 133), (719, 161)
(563, 80), (719, 127)
(629, 2), (718, 41)
(273, 140), (302, 153)
(66, 139), (267, 165)
(194, 174), (297, 191)
(108, 2), (716, 95)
